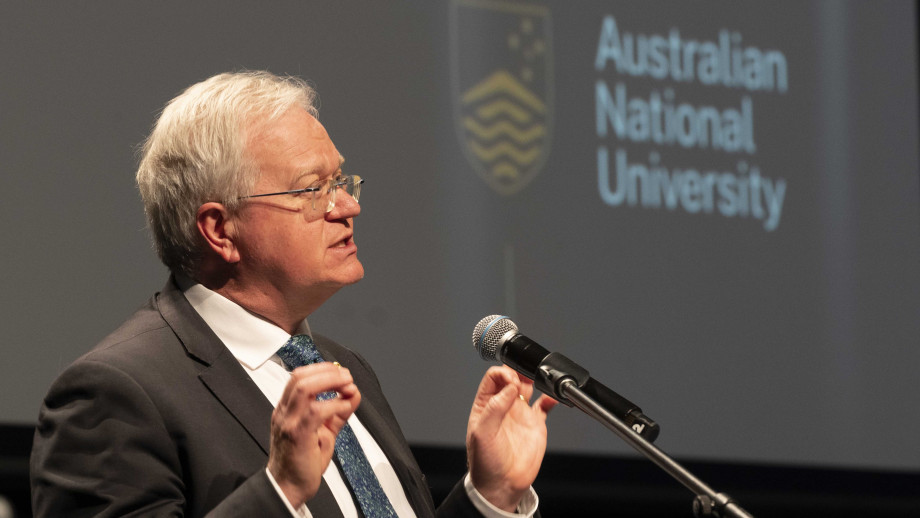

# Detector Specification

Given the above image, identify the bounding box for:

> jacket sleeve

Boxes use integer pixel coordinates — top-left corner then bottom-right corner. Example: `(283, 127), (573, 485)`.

(30, 358), (292, 518)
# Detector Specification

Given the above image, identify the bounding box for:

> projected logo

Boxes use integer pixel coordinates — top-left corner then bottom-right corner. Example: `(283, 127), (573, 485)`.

(450, 0), (553, 196)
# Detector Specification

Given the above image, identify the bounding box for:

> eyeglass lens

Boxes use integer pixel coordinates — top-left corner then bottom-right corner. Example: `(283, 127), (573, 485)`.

(313, 175), (362, 212)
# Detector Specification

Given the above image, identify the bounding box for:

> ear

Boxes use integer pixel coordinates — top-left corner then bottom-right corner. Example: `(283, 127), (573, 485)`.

(197, 202), (241, 264)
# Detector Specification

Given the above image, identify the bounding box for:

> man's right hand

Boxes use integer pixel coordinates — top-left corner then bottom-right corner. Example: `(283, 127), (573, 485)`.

(268, 362), (361, 508)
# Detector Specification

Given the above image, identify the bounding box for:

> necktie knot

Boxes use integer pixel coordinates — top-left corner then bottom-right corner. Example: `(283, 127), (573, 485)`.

(277, 334), (324, 370)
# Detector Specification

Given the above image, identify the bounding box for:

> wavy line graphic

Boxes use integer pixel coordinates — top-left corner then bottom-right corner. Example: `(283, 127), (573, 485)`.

(462, 70), (546, 114)
(470, 140), (541, 165)
(462, 117), (545, 144)
(492, 161), (519, 179)
(474, 99), (533, 124)
(459, 69), (548, 191)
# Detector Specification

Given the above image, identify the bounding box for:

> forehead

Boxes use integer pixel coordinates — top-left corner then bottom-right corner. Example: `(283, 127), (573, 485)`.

(246, 108), (342, 184)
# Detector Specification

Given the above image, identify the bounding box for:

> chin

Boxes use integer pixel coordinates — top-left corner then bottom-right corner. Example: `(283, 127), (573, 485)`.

(341, 261), (365, 285)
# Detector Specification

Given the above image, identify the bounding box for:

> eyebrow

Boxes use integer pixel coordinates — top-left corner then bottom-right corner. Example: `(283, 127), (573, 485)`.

(292, 171), (320, 187)
(292, 157), (346, 186)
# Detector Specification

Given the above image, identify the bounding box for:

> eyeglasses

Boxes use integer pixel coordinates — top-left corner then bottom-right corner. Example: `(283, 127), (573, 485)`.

(239, 174), (363, 213)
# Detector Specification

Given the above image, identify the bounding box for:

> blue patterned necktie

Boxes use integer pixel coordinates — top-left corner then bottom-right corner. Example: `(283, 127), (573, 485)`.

(277, 334), (398, 518)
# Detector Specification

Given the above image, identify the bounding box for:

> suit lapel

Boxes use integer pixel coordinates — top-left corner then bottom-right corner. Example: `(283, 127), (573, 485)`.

(155, 278), (344, 516)
(197, 362), (273, 454)
(156, 278), (274, 454)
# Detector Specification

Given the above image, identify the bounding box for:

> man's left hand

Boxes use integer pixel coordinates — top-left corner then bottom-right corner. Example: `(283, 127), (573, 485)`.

(466, 366), (558, 513)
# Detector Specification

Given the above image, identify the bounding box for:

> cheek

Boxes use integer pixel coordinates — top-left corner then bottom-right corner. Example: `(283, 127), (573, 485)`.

(289, 226), (327, 261)
(241, 225), (296, 266)
(242, 215), (329, 268)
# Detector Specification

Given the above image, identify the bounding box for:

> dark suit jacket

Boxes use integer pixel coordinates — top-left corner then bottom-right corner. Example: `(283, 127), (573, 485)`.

(31, 278), (479, 517)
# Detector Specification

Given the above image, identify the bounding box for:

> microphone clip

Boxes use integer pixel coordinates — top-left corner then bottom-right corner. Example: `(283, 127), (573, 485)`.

(535, 352), (590, 407)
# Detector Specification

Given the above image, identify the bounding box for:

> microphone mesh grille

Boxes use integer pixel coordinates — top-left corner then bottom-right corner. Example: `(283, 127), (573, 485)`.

(472, 315), (518, 361)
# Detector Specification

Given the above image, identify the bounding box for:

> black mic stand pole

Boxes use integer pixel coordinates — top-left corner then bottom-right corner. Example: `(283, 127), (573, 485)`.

(535, 356), (755, 518)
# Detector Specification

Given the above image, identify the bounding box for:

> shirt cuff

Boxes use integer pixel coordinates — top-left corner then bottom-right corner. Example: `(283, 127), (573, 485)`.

(265, 467), (312, 518)
(463, 472), (539, 518)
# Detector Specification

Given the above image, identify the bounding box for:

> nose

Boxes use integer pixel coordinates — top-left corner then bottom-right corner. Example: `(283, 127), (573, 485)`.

(326, 189), (361, 220)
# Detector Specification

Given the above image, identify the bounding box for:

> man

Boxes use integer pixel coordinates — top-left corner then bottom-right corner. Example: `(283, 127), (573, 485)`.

(30, 71), (556, 517)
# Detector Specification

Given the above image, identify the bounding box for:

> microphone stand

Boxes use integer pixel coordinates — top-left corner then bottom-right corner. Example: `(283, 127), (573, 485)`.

(535, 355), (755, 518)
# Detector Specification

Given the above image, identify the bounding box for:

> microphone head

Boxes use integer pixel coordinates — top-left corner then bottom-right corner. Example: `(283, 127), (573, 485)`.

(472, 315), (519, 361)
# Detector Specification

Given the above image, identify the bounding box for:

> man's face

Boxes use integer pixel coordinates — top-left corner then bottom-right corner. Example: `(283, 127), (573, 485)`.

(232, 107), (364, 301)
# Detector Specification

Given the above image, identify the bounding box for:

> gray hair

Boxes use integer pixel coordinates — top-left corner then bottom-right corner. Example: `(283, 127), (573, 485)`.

(136, 71), (318, 278)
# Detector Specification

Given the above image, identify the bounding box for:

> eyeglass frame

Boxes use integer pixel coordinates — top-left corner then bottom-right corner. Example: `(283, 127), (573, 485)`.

(237, 174), (363, 213)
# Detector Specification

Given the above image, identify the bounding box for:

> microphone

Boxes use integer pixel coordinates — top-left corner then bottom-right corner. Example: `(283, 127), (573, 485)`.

(472, 315), (660, 442)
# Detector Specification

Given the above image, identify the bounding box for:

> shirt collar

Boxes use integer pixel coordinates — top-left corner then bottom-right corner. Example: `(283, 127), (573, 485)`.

(178, 277), (311, 370)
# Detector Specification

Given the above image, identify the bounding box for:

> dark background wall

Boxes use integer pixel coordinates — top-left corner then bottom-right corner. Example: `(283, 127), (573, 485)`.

(1, 1), (919, 516)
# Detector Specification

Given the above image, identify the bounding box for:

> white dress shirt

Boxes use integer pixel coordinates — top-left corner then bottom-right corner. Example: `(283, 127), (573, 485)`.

(181, 281), (537, 517)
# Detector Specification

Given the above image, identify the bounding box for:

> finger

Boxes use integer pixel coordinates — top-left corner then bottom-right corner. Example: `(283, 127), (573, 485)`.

(282, 367), (355, 415)
(516, 376), (535, 401)
(323, 406), (354, 437)
(290, 368), (354, 405)
(273, 396), (357, 445)
(295, 398), (358, 436)
(533, 394), (559, 418)
(322, 403), (355, 432)
(480, 366), (520, 397)
(332, 382), (362, 415)
(516, 371), (535, 386)
(277, 363), (343, 408)
(290, 362), (353, 387)
(336, 380), (360, 400)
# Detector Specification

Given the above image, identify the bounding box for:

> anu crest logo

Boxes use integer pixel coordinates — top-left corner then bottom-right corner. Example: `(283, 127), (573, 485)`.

(450, 0), (554, 196)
